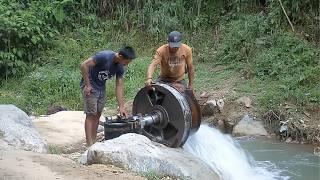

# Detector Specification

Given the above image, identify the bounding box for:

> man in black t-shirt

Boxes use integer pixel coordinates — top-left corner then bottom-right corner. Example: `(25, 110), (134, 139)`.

(80, 46), (136, 146)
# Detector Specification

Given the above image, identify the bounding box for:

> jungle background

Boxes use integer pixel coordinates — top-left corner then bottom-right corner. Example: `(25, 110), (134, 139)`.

(0, 0), (319, 143)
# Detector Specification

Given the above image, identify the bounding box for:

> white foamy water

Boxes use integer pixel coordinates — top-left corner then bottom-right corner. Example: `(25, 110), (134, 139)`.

(183, 124), (289, 180)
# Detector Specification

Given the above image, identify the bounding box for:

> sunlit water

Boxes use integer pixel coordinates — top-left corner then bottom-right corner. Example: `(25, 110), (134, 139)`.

(183, 124), (298, 180)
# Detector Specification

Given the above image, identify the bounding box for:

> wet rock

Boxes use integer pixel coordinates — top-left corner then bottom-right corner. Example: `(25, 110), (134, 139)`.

(236, 96), (252, 108)
(0, 105), (47, 153)
(85, 133), (219, 180)
(279, 124), (288, 133)
(285, 137), (292, 143)
(314, 147), (320, 157)
(224, 111), (245, 134)
(233, 114), (268, 136)
(217, 119), (225, 132)
(203, 116), (226, 133)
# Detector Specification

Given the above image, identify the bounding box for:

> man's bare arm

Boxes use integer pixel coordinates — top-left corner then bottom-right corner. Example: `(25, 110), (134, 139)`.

(145, 53), (161, 86)
(186, 50), (195, 89)
(116, 77), (125, 108)
(80, 57), (96, 95)
(80, 58), (96, 86)
(187, 63), (195, 89)
(116, 77), (127, 117)
(147, 60), (158, 79)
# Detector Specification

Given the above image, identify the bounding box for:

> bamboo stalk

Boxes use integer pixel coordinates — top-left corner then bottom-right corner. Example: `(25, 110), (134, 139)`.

(278, 0), (295, 32)
(197, 0), (202, 17)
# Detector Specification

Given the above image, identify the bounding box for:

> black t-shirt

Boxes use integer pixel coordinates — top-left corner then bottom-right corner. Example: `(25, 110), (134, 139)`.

(80, 50), (124, 90)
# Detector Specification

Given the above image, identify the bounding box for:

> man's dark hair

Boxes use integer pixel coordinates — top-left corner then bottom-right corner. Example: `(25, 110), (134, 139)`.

(119, 46), (136, 60)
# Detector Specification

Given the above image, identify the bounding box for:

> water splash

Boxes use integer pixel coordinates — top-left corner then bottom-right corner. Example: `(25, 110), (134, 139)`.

(183, 124), (289, 180)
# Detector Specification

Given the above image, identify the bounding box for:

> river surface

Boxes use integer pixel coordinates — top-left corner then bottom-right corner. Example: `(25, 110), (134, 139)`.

(239, 136), (320, 180)
(184, 124), (320, 180)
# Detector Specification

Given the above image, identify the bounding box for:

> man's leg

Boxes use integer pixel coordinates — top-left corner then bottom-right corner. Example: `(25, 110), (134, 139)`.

(85, 112), (101, 146)
(86, 89), (105, 146)
(82, 87), (104, 146)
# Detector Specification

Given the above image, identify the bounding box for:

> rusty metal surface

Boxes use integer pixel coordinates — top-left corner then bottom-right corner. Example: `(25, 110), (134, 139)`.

(184, 89), (201, 134)
(153, 81), (202, 134)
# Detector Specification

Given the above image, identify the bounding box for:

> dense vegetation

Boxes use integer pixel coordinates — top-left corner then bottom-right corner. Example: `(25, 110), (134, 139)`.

(0, 0), (319, 114)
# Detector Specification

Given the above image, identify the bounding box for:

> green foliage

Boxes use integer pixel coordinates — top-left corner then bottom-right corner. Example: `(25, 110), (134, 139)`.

(216, 15), (320, 108)
(53, 0), (74, 24)
(253, 33), (319, 79)
(0, 0), (103, 80)
(0, 28), (159, 114)
(0, 0), (318, 80)
(109, 0), (224, 37)
(22, 66), (81, 113)
(140, 171), (164, 180)
(0, 0), (58, 79)
(0, 0), (319, 114)
(268, 0), (319, 25)
(267, 0), (320, 42)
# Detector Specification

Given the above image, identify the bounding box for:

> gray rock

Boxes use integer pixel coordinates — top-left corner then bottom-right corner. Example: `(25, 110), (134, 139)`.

(202, 100), (218, 117)
(97, 125), (104, 133)
(33, 111), (88, 146)
(0, 105), (47, 153)
(233, 114), (268, 136)
(216, 99), (225, 111)
(46, 105), (67, 115)
(79, 150), (88, 165)
(202, 116), (226, 133)
(86, 133), (219, 180)
(314, 147), (320, 157)
(0, 139), (12, 150)
(236, 96), (252, 108)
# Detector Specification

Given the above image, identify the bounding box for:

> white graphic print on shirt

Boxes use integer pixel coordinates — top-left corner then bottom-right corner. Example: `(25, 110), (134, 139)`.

(98, 70), (111, 81)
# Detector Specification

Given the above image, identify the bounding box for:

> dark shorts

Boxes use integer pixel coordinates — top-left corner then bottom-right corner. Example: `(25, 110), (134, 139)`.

(156, 78), (187, 85)
(81, 86), (105, 115)
(156, 78), (187, 92)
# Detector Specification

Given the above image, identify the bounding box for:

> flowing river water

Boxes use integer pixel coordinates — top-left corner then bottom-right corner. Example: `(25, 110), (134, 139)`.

(183, 124), (320, 180)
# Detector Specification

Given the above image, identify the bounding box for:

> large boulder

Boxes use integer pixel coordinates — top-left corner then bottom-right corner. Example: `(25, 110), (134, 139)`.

(33, 111), (87, 146)
(0, 139), (12, 150)
(0, 105), (47, 153)
(85, 133), (219, 180)
(233, 114), (268, 136)
(33, 111), (105, 151)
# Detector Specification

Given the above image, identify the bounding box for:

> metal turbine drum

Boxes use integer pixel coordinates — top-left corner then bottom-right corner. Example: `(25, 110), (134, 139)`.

(104, 83), (202, 148)
(132, 83), (196, 147)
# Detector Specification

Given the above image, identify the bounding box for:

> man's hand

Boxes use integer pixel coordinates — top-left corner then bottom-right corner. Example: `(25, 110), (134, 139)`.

(84, 85), (93, 96)
(118, 106), (128, 118)
(145, 78), (153, 87)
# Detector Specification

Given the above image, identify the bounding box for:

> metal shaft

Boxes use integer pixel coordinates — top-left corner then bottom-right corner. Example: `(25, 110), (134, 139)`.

(139, 110), (163, 127)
